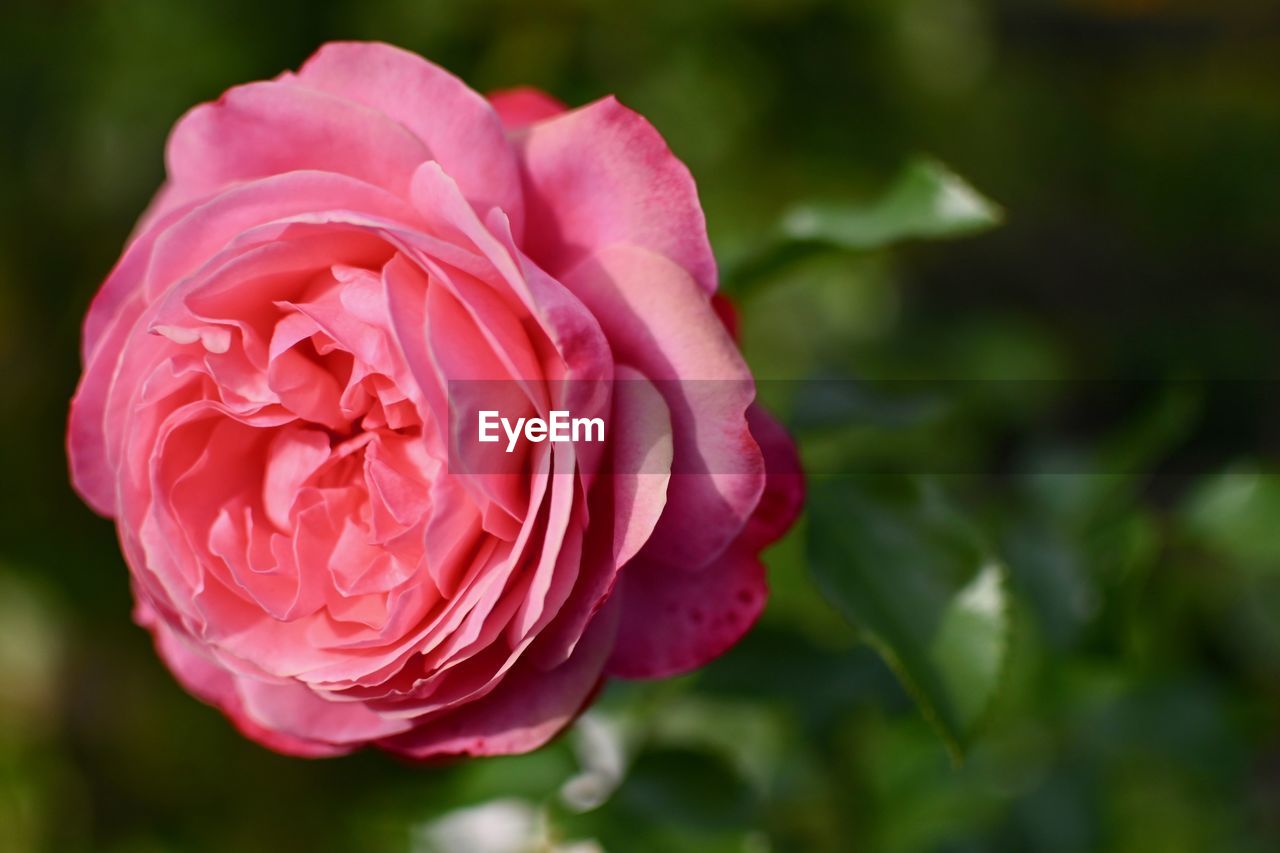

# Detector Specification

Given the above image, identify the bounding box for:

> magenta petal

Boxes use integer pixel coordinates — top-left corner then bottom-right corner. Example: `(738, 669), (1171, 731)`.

(489, 86), (568, 131)
(743, 404), (805, 550)
(606, 544), (767, 679)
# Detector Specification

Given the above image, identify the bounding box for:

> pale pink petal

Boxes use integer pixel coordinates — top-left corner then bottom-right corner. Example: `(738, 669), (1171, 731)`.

(743, 404), (805, 549)
(514, 96), (717, 293)
(70, 203), (196, 515)
(526, 373), (673, 672)
(234, 676), (412, 746)
(148, 612), (352, 757)
(407, 161), (614, 389)
(506, 448), (580, 641)
(296, 41), (524, 231)
(425, 275), (531, 533)
(163, 79), (429, 210)
(141, 172), (418, 310)
(261, 427), (332, 530)
(377, 599), (617, 759)
(606, 367), (674, 569)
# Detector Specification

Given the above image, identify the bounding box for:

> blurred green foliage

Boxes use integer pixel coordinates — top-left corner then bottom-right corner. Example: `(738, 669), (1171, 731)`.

(3, 0), (1280, 851)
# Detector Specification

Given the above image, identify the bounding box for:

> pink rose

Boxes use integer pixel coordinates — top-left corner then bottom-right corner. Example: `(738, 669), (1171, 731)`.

(67, 42), (802, 759)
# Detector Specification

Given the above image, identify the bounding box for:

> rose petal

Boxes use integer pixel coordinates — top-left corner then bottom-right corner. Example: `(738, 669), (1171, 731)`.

(489, 86), (568, 131)
(743, 403), (805, 550)
(606, 544), (766, 679)
(377, 598), (617, 759)
(296, 41), (525, 234)
(514, 96), (717, 293)
(147, 608), (352, 757)
(561, 245), (764, 569)
(163, 79), (430, 210)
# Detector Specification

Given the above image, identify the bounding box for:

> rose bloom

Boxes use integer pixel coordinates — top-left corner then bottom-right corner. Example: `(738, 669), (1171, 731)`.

(68, 42), (802, 759)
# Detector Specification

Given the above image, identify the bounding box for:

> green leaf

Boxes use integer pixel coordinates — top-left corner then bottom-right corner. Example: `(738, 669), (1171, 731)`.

(781, 157), (1003, 251)
(1183, 466), (1280, 571)
(806, 476), (1012, 758)
(721, 157), (1001, 293)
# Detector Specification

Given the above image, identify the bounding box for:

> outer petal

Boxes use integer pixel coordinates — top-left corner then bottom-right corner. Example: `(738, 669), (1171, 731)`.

(489, 86), (567, 131)
(562, 245), (763, 569)
(70, 207), (189, 515)
(743, 403), (805, 550)
(296, 42), (524, 232)
(162, 79), (430, 212)
(377, 598), (618, 759)
(525, 368), (674, 672)
(513, 96), (717, 293)
(604, 368), (674, 568)
(147, 608), (351, 757)
(605, 544), (766, 679)
(606, 407), (800, 680)
(234, 676), (413, 747)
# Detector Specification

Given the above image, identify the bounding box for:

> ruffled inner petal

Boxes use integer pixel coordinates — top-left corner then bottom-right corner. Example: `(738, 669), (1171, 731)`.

(95, 174), (631, 750)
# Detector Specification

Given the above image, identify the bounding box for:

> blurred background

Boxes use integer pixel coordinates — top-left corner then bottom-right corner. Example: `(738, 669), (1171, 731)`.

(2, 0), (1280, 850)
